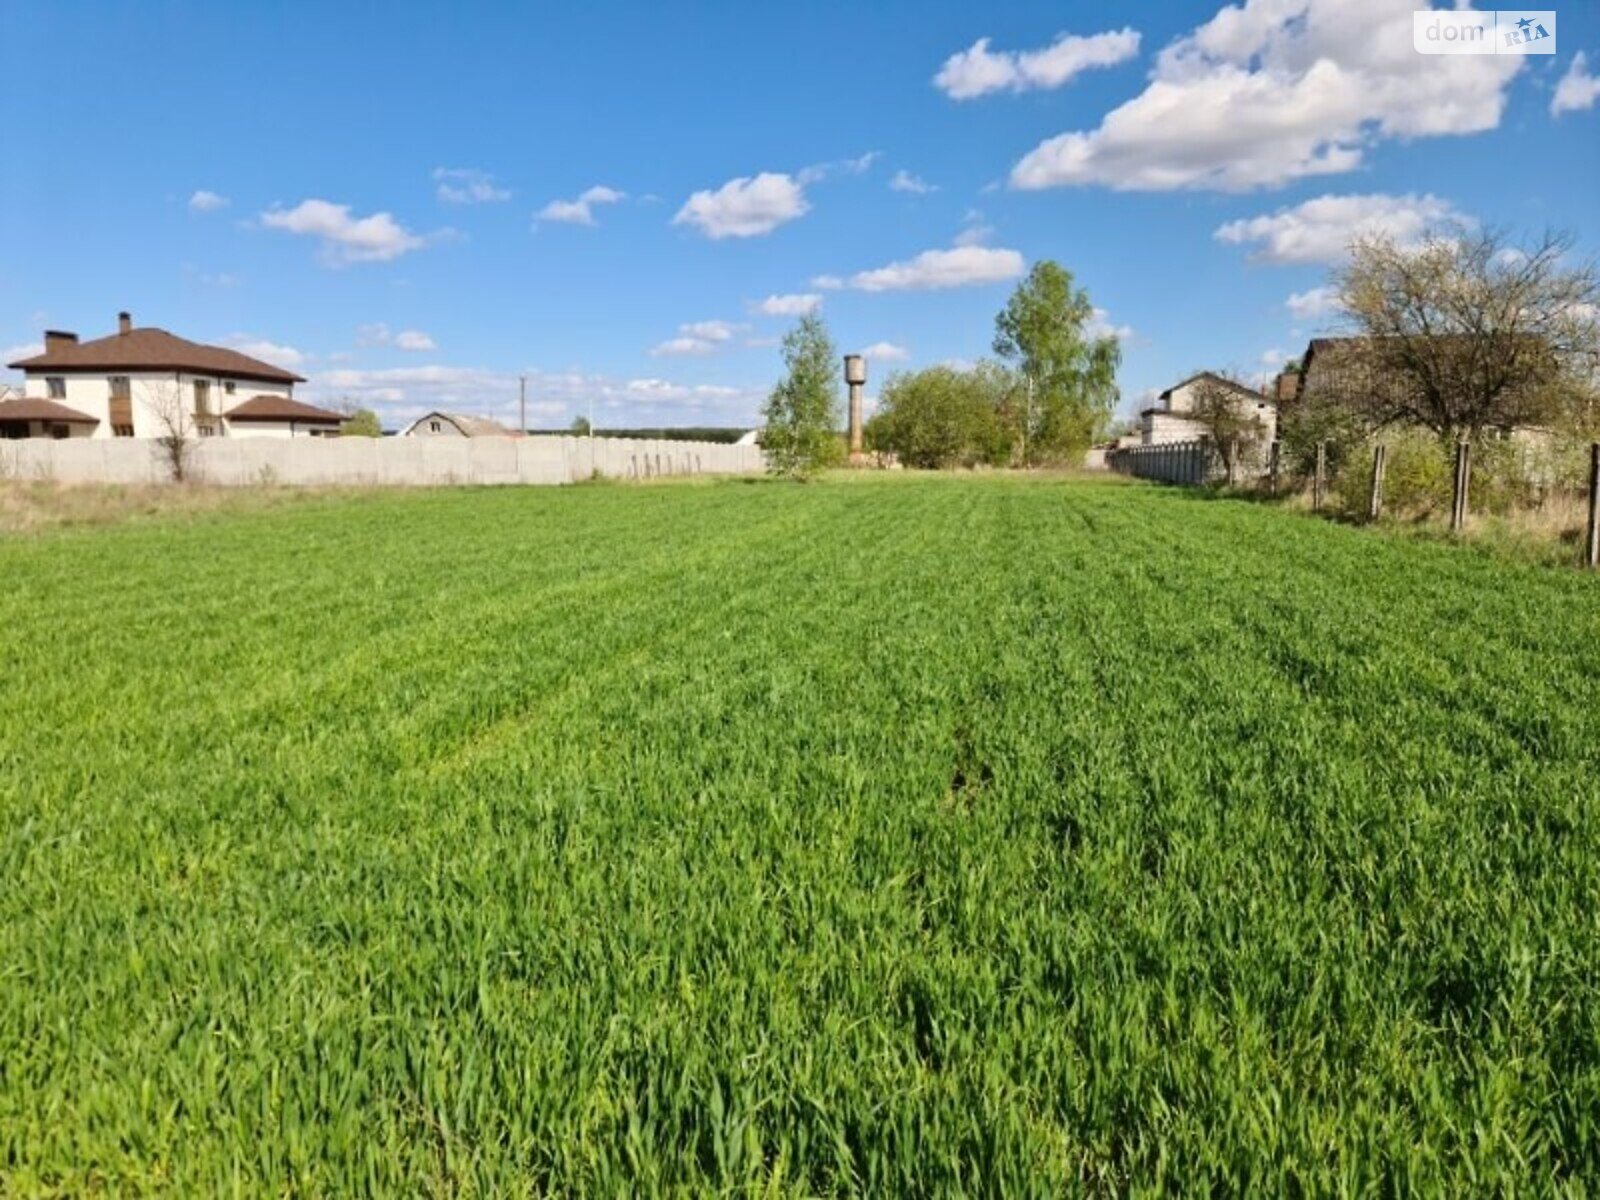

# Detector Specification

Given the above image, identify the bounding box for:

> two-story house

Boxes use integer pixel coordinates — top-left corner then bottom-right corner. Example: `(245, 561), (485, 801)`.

(2, 312), (343, 439)
(1140, 372), (1277, 446)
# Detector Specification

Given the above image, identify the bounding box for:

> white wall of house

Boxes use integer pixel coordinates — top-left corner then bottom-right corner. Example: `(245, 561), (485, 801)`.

(21, 372), (295, 439)
(222, 420), (339, 439)
(1144, 379), (1279, 446)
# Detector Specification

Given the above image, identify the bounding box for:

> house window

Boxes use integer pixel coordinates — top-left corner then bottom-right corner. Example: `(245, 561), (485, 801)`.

(113, 424), (134, 438)
(46, 377), (66, 399)
(429, 420), (441, 432)
(108, 376), (131, 400)
(224, 381), (236, 395)
(193, 379), (212, 415)
(48, 423), (70, 440)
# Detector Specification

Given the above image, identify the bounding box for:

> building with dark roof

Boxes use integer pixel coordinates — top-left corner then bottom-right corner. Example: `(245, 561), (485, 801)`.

(1139, 372), (1277, 446)
(3, 311), (342, 439)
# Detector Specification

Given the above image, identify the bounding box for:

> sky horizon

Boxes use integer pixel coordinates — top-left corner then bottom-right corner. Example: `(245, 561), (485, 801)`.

(3, 1), (1597, 431)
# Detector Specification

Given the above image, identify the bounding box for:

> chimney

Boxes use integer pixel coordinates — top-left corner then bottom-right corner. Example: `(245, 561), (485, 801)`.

(43, 330), (79, 354)
(118, 311), (132, 335)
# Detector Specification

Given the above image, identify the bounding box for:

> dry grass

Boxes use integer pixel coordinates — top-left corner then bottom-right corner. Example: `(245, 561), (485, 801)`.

(0, 481), (372, 535)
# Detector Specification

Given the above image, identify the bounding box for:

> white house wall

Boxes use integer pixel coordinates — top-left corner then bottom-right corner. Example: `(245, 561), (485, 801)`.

(22, 372), (296, 439)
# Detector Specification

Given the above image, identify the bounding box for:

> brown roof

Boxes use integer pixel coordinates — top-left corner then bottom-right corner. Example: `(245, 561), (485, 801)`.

(7, 326), (306, 384)
(0, 398), (100, 424)
(225, 395), (344, 424)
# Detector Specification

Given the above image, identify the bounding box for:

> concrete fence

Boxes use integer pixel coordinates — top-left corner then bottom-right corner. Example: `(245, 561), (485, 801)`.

(1107, 440), (1221, 485)
(0, 435), (765, 488)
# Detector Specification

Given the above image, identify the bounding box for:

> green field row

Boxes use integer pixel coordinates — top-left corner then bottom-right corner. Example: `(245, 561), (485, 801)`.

(2, 476), (1597, 1194)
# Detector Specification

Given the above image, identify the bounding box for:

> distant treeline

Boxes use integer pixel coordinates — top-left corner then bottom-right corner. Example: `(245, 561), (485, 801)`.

(528, 427), (750, 444)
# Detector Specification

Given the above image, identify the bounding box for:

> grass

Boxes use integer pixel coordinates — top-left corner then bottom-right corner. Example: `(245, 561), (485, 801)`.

(1, 474), (1597, 1194)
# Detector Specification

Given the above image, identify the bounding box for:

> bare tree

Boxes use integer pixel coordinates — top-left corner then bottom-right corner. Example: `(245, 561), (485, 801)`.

(142, 379), (197, 482)
(1334, 228), (1600, 440)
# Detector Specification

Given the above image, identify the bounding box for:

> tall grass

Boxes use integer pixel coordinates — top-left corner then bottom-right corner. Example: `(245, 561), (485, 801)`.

(1, 476), (1596, 1193)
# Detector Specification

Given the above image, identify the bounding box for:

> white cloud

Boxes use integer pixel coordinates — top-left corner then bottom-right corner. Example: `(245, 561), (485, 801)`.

(358, 323), (437, 351)
(224, 336), (305, 368)
(188, 190), (229, 212)
(536, 185), (626, 226)
(954, 211), (995, 247)
(1087, 307), (1133, 341)
(797, 151), (881, 185)
(1260, 347), (1285, 366)
(860, 341), (910, 363)
(261, 199), (430, 265)
(1552, 51), (1600, 116)
(3, 342), (44, 362)
(680, 319), (743, 342)
(305, 364), (766, 430)
(1010, 0), (1523, 192)
(810, 275), (845, 290)
(650, 319), (746, 357)
(756, 293), (822, 316)
(936, 28), (1141, 99)
(394, 330), (437, 351)
(889, 169), (937, 194)
(1215, 193), (1470, 264)
(843, 245), (1025, 292)
(650, 336), (717, 357)
(1285, 284), (1339, 319)
(674, 173), (809, 239)
(433, 167), (510, 204)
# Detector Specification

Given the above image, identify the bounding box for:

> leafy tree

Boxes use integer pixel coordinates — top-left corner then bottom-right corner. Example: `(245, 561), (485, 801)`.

(993, 261), (1121, 465)
(340, 408), (383, 437)
(570, 415), (593, 436)
(866, 362), (1014, 468)
(762, 314), (842, 478)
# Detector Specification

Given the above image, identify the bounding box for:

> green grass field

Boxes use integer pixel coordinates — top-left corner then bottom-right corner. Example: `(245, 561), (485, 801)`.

(2, 475), (1597, 1194)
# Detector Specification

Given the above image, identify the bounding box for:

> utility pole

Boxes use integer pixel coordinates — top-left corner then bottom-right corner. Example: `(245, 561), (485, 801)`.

(519, 375), (527, 435)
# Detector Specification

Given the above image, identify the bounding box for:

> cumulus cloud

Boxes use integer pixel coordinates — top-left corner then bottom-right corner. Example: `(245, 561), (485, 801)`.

(810, 275), (845, 290)
(936, 28), (1141, 99)
(889, 169), (937, 194)
(860, 341), (910, 363)
(358, 323), (437, 351)
(756, 293), (822, 316)
(536, 185), (626, 226)
(1215, 192), (1470, 263)
(188, 190), (229, 212)
(674, 173), (809, 239)
(261, 199), (432, 265)
(649, 319), (746, 358)
(1285, 284), (1340, 319)
(433, 167), (510, 204)
(1087, 307), (1133, 341)
(842, 245), (1025, 292)
(1010, 0), (1523, 192)
(224, 336), (305, 368)
(1552, 51), (1600, 116)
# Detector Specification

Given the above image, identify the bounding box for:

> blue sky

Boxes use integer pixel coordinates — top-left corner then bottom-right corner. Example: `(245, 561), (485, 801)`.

(2, 1), (1597, 430)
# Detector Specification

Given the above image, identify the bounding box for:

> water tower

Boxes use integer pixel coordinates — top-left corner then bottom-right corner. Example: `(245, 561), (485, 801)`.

(844, 353), (866, 457)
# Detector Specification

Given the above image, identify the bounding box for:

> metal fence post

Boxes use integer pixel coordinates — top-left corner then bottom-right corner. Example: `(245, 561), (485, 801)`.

(1313, 441), (1327, 511)
(1369, 443), (1387, 522)
(1268, 440), (1281, 496)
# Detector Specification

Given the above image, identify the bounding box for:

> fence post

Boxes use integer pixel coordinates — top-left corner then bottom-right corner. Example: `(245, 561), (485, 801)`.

(1450, 437), (1471, 534)
(1268, 440), (1281, 496)
(1313, 441), (1327, 511)
(1368, 443), (1387, 522)
(1226, 439), (1238, 488)
(1585, 442), (1599, 569)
